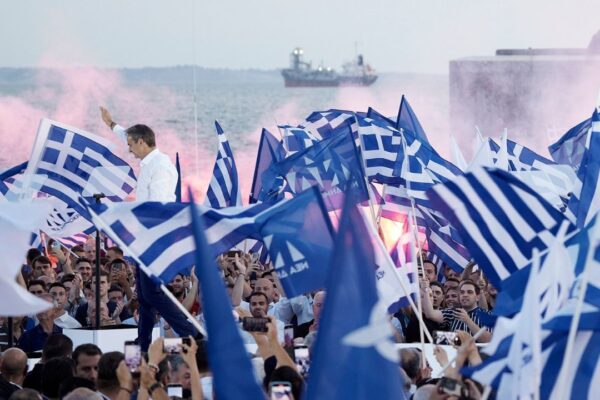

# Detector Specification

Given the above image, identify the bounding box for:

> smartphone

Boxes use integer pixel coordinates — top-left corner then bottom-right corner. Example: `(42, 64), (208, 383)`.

(438, 377), (467, 397)
(226, 250), (241, 258)
(242, 317), (269, 332)
(51, 241), (61, 251)
(269, 381), (293, 400)
(433, 331), (461, 346)
(294, 345), (310, 377)
(283, 325), (295, 359)
(163, 337), (192, 354)
(124, 341), (141, 373)
(248, 271), (258, 281)
(167, 384), (183, 398)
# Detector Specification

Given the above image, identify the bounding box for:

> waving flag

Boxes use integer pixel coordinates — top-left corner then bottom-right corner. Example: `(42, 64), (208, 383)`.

(280, 125), (319, 155)
(549, 111), (594, 171)
(249, 128), (285, 204)
(427, 167), (573, 286)
(259, 127), (369, 210)
(189, 192), (266, 400)
(303, 109), (359, 139)
(396, 95), (429, 145)
(257, 188), (334, 297)
(305, 189), (406, 400)
(88, 200), (272, 283)
(24, 119), (136, 221)
(204, 121), (243, 208)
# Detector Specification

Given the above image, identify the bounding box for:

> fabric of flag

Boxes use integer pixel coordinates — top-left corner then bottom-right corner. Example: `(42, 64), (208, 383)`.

(303, 109), (359, 139)
(418, 205), (471, 272)
(249, 128), (285, 204)
(427, 167), (573, 286)
(87, 200), (271, 283)
(57, 232), (90, 249)
(0, 161), (27, 183)
(396, 95), (429, 145)
(259, 127), (369, 210)
(188, 191), (266, 400)
(204, 121), (242, 208)
(548, 111), (594, 172)
(280, 125), (319, 155)
(25, 119), (136, 221)
(356, 114), (404, 184)
(567, 111), (600, 228)
(257, 188), (334, 297)
(304, 189), (406, 400)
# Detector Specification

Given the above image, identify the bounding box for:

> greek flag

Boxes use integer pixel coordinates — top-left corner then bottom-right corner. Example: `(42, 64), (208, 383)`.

(396, 95), (430, 145)
(87, 200), (272, 283)
(303, 109), (360, 139)
(427, 167), (573, 286)
(204, 121), (243, 208)
(356, 114), (404, 184)
(280, 125), (319, 155)
(249, 128), (285, 204)
(24, 119), (136, 221)
(567, 111), (600, 227)
(549, 110), (594, 172)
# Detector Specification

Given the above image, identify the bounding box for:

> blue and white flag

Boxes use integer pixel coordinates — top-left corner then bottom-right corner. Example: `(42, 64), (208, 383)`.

(257, 188), (334, 297)
(396, 95), (430, 145)
(280, 125), (319, 155)
(305, 188), (406, 400)
(427, 167), (573, 286)
(24, 119), (136, 220)
(204, 121), (243, 208)
(188, 192), (266, 400)
(259, 127), (369, 210)
(249, 128), (285, 204)
(303, 109), (359, 139)
(549, 111), (594, 171)
(567, 111), (600, 227)
(87, 200), (272, 283)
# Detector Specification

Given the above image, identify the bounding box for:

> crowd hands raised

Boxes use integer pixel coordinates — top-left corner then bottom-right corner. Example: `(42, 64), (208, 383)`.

(0, 239), (496, 399)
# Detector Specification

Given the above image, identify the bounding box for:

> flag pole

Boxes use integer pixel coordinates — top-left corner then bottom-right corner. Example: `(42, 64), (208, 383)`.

(556, 220), (599, 399)
(89, 207), (207, 337)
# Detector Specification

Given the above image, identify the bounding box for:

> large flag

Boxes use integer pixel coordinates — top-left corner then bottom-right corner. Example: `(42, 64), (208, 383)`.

(548, 111), (594, 171)
(396, 95), (429, 145)
(259, 126), (369, 210)
(303, 109), (359, 139)
(249, 128), (285, 204)
(204, 121), (243, 208)
(257, 188), (334, 297)
(87, 200), (272, 283)
(188, 192), (266, 400)
(567, 111), (600, 227)
(0, 201), (54, 315)
(427, 167), (573, 286)
(305, 189), (406, 400)
(23, 119), (136, 221)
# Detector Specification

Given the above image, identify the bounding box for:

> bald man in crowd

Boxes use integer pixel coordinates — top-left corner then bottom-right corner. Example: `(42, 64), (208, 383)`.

(0, 348), (28, 399)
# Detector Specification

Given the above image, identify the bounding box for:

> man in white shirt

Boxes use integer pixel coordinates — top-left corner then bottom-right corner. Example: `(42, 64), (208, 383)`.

(100, 107), (201, 351)
(49, 283), (81, 329)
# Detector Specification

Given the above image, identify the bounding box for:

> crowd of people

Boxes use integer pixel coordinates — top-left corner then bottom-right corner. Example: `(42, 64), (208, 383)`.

(0, 238), (498, 399)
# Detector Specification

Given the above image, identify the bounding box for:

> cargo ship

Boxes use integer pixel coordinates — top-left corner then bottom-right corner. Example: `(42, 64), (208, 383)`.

(281, 47), (377, 87)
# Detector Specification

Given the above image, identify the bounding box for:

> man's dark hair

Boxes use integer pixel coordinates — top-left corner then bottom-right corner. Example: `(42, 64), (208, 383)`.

(27, 279), (46, 290)
(42, 357), (74, 398)
(58, 376), (97, 398)
(422, 260), (437, 274)
(445, 277), (460, 285)
(248, 291), (269, 305)
(97, 352), (124, 391)
(26, 248), (42, 264)
(459, 279), (481, 295)
(261, 271), (273, 278)
(126, 124), (156, 147)
(61, 273), (76, 284)
(400, 348), (421, 382)
(72, 245), (84, 254)
(75, 258), (93, 268)
(106, 246), (123, 256)
(195, 339), (210, 373)
(108, 284), (123, 294)
(72, 344), (102, 366)
(49, 282), (66, 291)
(430, 281), (444, 293)
(42, 334), (73, 361)
(31, 255), (51, 268)
(8, 388), (42, 400)
(268, 366), (304, 400)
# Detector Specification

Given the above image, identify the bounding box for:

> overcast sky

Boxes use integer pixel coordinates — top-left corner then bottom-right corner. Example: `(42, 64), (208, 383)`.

(1, 0), (599, 73)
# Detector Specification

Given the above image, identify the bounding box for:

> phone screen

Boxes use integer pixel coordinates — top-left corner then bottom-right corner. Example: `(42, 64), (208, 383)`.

(270, 382), (292, 400)
(163, 337), (182, 354)
(167, 384), (183, 398)
(294, 346), (310, 377)
(124, 342), (141, 372)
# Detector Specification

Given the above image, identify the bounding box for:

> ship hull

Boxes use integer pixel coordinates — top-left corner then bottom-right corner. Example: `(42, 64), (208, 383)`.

(282, 73), (377, 88)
